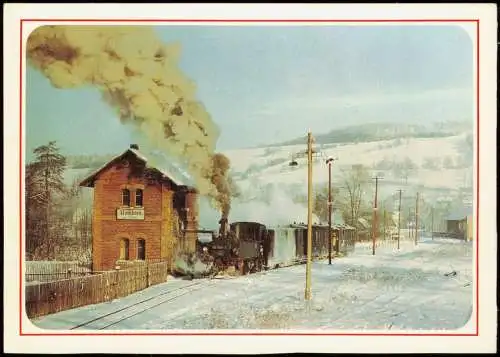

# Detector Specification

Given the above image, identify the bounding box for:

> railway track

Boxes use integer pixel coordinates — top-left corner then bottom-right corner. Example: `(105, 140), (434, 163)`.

(70, 279), (217, 330)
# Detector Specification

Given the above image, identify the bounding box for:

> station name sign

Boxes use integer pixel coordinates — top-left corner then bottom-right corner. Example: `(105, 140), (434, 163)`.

(117, 207), (145, 220)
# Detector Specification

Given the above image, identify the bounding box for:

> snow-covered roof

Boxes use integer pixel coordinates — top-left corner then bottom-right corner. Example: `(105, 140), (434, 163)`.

(357, 217), (370, 229)
(143, 149), (196, 188)
(79, 146), (196, 191)
(197, 232), (214, 243)
(333, 223), (356, 230)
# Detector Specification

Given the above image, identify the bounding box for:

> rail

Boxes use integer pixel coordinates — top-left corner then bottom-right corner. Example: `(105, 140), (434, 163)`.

(70, 279), (217, 330)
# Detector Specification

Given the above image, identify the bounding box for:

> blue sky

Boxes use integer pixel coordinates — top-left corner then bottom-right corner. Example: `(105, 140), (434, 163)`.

(26, 25), (473, 159)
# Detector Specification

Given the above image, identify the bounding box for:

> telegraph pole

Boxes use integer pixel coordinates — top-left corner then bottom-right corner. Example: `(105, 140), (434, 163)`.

(371, 176), (382, 255)
(415, 192), (420, 245)
(326, 157), (336, 265)
(305, 131), (313, 300)
(383, 208), (387, 240)
(431, 206), (434, 240)
(397, 189), (402, 250)
(408, 207), (412, 240)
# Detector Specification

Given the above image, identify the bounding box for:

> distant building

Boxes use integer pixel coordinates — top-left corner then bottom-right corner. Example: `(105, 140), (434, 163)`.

(357, 217), (370, 231)
(356, 217), (370, 242)
(446, 206), (473, 241)
(79, 144), (199, 271)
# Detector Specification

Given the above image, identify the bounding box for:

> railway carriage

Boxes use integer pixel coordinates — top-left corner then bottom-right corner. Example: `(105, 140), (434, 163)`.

(293, 225), (307, 263)
(193, 218), (357, 278)
(336, 224), (356, 256)
(266, 226), (297, 268)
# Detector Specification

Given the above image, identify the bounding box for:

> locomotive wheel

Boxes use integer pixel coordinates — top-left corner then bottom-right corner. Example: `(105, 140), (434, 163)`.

(249, 259), (257, 273)
(256, 258), (262, 272)
(254, 258), (262, 273)
(251, 259), (258, 273)
(238, 259), (245, 275)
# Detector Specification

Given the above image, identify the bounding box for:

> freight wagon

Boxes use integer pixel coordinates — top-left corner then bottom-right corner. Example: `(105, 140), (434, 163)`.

(266, 226), (298, 269)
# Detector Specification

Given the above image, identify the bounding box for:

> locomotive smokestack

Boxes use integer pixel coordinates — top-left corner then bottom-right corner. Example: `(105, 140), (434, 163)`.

(218, 217), (228, 237)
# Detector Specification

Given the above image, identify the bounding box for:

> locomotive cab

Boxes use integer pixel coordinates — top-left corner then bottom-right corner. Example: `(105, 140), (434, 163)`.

(229, 221), (267, 275)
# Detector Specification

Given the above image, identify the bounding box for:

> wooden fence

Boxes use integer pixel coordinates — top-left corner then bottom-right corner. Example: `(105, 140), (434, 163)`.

(25, 261), (93, 283)
(25, 260), (168, 318)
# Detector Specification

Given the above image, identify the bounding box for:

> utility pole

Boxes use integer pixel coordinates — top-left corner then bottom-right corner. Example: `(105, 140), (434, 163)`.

(397, 189), (402, 250)
(431, 206), (434, 240)
(383, 208), (387, 241)
(305, 131), (313, 300)
(326, 157), (336, 265)
(371, 175), (382, 255)
(408, 207), (412, 240)
(415, 192), (420, 245)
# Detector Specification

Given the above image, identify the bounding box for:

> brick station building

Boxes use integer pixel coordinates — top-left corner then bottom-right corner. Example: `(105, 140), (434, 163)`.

(79, 144), (199, 271)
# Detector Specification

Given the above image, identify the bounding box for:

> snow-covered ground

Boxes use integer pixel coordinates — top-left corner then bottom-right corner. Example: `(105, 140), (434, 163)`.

(31, 237), (473, 331)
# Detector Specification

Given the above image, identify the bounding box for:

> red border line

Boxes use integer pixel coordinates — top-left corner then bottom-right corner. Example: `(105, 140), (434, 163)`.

(474, 19), (480, 337)
(19, 18), (480, 337)
(19, 18), (24, 338)
(21, 332), (478, 337)
(19, 19), (478, 23)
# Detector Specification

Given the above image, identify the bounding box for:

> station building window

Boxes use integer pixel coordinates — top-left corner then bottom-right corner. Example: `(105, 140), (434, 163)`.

(135, 189), (143, 207)
(119, 238), (130, 260)
(137, 239), (146, 260)
(122, 189), (131, 206)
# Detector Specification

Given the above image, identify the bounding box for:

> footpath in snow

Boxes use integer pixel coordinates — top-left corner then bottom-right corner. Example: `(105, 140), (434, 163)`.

(31, 237), (473, 331)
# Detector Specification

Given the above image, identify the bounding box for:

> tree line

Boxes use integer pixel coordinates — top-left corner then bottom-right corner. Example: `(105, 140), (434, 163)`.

(294, 164), (459, 241)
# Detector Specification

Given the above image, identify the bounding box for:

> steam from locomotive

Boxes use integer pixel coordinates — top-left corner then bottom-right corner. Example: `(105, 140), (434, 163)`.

(26, 25), (234, 219)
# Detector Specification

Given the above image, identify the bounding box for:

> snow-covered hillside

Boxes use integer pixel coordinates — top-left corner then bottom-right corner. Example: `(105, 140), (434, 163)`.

(60, 126), (474, 230)
(198, 131), (473, 230)
(225, 133), (472, 190)
(225, 133), (471, 204)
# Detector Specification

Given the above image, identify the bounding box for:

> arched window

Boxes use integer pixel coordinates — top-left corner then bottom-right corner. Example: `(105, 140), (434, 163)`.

(122, 189), (131, 206)
(119, 238), (130, 260)
(135, 189), (143, 207)
(137, 239), (146, 260)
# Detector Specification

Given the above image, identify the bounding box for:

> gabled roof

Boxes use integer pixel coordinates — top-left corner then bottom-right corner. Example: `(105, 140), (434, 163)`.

(357, 217), (370, 229)
(79, 147), (197, 192)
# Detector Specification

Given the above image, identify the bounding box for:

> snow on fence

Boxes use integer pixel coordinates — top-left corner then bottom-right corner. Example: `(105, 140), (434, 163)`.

(25, 260), (168, 318)
(354, 234), (418, 253)
(25, 261), (92, 284)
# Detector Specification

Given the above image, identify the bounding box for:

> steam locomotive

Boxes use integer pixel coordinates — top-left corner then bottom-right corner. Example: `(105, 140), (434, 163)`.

(197, 219), (356, 276)
(207, 219), (267, 275)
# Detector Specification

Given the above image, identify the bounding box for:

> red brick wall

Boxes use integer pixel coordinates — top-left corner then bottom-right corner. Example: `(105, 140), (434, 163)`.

(184, 192), (199, 252)
(91, 159), (175, 271)
(97, 221), (162, 270)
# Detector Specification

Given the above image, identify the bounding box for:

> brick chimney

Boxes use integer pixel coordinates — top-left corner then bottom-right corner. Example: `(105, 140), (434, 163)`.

(183, 191), (199, 252)
(184, 191), (199, 229)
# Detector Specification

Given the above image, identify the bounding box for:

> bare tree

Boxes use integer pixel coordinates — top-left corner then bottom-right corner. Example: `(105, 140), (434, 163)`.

(312, 185), (340, 224)
(64, 178), (93, 261)
(340, 164), (370, 228)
